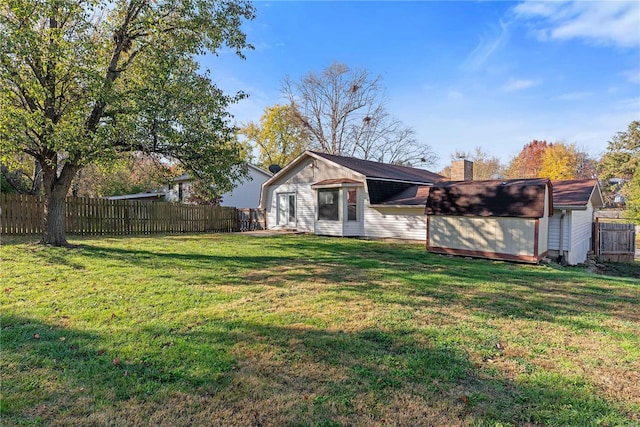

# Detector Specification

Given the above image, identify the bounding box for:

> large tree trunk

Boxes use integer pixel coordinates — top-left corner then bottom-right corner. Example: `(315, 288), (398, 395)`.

(41, 162), (77, 246)
(42, 188), (69, 246)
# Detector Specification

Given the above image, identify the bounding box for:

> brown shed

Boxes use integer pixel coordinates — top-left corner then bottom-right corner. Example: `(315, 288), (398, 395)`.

(425, 179), (552, 263)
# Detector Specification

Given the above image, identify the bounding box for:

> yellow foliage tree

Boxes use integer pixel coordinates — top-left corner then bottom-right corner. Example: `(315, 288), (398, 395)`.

(539, 143), (579, 180)
(241, 104), (311, 169)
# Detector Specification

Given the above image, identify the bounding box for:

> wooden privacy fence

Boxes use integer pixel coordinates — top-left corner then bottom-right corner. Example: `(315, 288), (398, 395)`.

(1, 194), (265, 236)
(594, 219), (636, 263)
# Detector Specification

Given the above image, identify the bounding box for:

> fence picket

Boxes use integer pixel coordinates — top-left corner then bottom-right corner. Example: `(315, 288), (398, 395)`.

(1, 194), (265, 236)
(596, 219), (636, 263)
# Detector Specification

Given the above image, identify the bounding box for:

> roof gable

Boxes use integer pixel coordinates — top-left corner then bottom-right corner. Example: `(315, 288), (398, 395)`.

(425, 179), (551, 218)
(312, 151), (444, 184)
(552, 179), (603, 208)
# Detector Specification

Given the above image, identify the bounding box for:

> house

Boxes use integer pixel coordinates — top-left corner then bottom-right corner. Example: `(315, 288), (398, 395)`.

(260, 151), (602, 265)
(424, 179), (552, 263)
(259, 151), (444, 240)
(166, 163), (271, 208)
(548, 179), (604, 265)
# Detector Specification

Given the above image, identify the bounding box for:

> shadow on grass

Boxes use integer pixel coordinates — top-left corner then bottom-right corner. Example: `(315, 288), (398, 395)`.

(9, 235), (637, 423)
(2, 312), (632, 426)
(51, 235), (640, 327)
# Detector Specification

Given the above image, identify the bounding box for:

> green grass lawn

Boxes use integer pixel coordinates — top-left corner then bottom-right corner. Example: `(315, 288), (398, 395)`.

(1, 233), (639, 426)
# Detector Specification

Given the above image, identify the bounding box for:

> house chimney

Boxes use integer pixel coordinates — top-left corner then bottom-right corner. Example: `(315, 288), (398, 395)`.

(451, 159), (473, 181)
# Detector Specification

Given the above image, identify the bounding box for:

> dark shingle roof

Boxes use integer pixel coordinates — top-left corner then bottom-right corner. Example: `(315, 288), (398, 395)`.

(312, 151), (444, 184)
(377, 185), (431, 206)
(552, 179), (598, 207)
(425, 178), (551, 218)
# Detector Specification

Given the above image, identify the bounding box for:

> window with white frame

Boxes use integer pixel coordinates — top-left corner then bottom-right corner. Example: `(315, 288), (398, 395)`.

(318, 188), (339, 221)
(347, 189), (357, 221)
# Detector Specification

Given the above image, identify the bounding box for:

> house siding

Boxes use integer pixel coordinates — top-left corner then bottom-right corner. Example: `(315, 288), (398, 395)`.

(220, 166), (271, 208)
(363, 205), (427, 241)
(263, 157), (363, 233)
(548, 212), (571, 251)
(568, 203), (594, 265)
(548, 202), (594, 265)
(538, 189), (550, 255)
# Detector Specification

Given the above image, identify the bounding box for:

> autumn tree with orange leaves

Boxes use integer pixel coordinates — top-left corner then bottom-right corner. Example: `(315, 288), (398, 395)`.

(505, 140), (550, 178)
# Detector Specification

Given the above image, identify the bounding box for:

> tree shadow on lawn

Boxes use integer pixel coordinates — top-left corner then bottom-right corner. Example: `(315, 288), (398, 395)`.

(2, 313), (633, 426)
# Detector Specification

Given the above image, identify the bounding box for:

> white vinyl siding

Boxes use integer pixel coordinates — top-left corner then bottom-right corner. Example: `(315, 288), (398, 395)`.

(548, 211), (571, 251)
(568, 204), (594, 265)
(363, 205), (427, 241)
(548, 203), (594, 265)
(538, 190), (550, 254)
(263, 157), (363, 233)
(220, 166), (271, 208)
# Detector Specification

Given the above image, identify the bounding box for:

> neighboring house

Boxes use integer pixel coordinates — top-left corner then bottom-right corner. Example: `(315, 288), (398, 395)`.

(166, 163), (271, 208)
(425, 179), (552, 264)
(260, 150), (445, 240)
(548, 179), (604, 265)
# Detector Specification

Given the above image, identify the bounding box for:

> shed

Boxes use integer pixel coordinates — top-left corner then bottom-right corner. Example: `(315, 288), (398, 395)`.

(425, 179), (552, 263)
(548, 179), (604, 265)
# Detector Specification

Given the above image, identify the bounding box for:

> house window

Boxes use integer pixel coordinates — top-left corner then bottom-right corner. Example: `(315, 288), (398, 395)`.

(178, 183), (184, 201)
(347, 189), (357, 221)
(318, 189), (339, 221)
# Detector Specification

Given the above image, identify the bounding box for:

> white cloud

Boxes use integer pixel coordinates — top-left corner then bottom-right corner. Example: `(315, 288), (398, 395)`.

(621, 69), (640, 84)
(447, 90), (464, 100)
(463, 19), (510, 71)
(514, 1), (640, 47)
(502, 78), (536, 92)
(553, 92), (591, 101)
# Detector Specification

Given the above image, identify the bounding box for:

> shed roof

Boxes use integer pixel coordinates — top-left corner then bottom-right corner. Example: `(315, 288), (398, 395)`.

(425, 178), (551, 218)
(312, 151), (444, 184)
(551, 179), (603, 209)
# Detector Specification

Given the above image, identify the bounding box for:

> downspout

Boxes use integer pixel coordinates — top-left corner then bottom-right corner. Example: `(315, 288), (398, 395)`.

(558, 209), (567, 265)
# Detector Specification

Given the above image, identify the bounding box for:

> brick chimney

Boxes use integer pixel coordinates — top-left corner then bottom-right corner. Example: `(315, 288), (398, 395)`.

(451, 159), (473, 181)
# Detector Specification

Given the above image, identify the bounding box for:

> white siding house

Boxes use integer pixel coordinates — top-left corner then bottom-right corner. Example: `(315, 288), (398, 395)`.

(166, 163), (271, 208)
(260, 151), (444, 240)
(548, 179), (604, 265)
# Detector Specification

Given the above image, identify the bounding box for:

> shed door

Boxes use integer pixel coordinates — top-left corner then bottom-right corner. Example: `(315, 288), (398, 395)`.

(277, 193), (296, 227)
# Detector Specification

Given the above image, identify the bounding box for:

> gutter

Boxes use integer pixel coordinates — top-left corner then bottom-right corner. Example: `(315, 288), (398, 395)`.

(555, 204), (586, 211)
(369, 204), (425, 208)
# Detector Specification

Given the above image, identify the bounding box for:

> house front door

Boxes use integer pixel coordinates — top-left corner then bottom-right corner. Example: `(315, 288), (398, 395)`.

(277, 193), (296, 227)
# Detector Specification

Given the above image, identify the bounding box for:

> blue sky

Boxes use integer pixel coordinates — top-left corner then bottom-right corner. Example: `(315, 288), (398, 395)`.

(202, 1), (640, 171)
